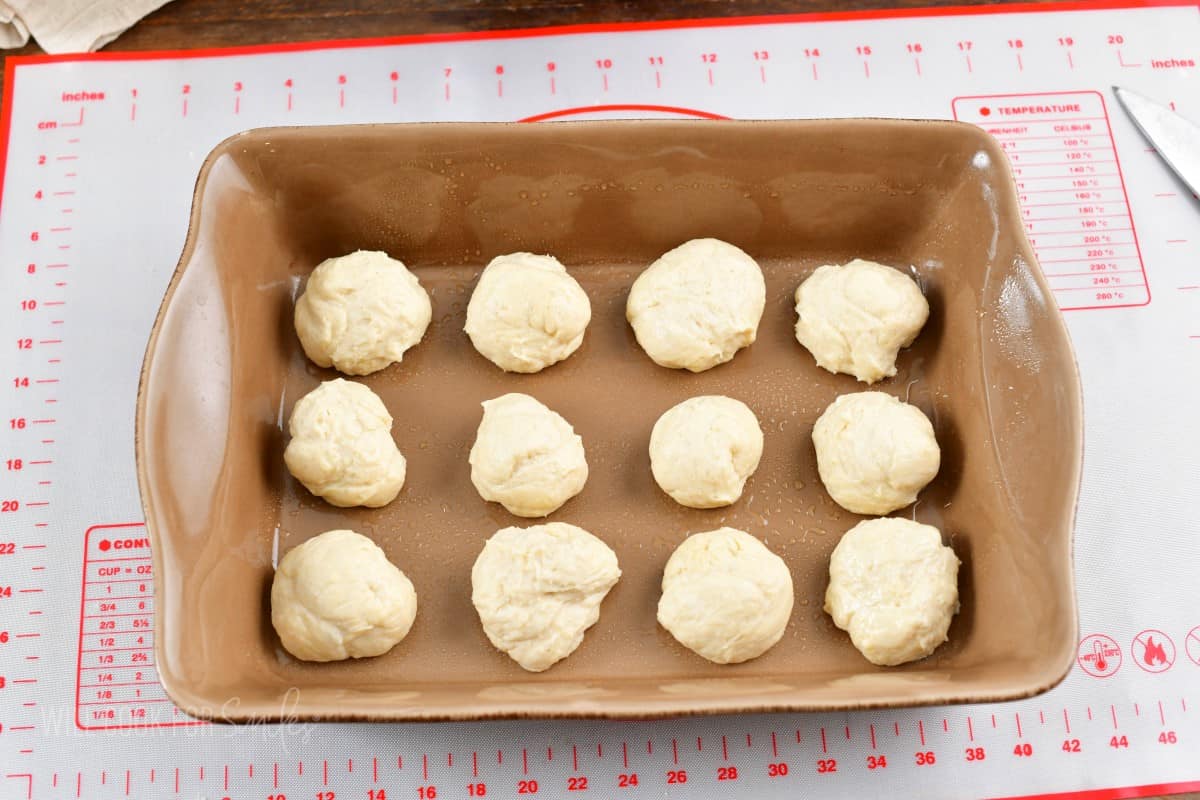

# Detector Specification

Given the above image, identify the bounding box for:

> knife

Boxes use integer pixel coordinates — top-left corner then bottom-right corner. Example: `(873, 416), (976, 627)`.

(1113, 86), (1200, 197)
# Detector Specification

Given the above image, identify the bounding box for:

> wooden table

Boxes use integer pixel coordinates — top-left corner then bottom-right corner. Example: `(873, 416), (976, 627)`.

(0, 2), (1191, 798)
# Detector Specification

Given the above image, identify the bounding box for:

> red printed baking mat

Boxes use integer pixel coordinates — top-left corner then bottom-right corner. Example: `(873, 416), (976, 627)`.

(1, 2), (1197, 797)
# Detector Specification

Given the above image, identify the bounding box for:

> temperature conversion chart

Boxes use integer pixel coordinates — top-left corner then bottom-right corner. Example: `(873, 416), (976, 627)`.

(1, 2), (1199, 798)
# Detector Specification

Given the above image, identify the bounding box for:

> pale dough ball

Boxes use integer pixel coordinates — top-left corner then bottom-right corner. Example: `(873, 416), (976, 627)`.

(812, 391), (940, 515)
(794, 259), (929, 384)
(271, 529), (417, 662)
(469, 393), (588, 517)
(657, 528), (793, 664)
(825, 518), (960, 666)
(284, 378), (407, 508)
(471, 522), (621, 672)
(626, 238), (766, 372)
(649, 396), (763, 509)
(464, 252), (592, 373)
(294, 250), (432, 376)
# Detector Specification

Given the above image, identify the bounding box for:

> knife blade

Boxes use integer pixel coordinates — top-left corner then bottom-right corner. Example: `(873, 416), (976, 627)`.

(1113, 86), (1200, 198)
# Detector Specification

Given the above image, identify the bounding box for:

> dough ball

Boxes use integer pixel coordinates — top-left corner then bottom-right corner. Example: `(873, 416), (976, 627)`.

(649, 396), (763, 508)
(271, 529), (417, 662)
(626, 238), (766, 372)
(657, 528), (793, 664)
(812, 391), (940, 515)
(284, 378), (407, 508)
(825, 518), (960, 666)
(294, 250), (432, 376)
(469, 393), (588, 517)
(794, 259), (929, 384)
(464, 252), (591, 373)
(471, 522), (621, 672)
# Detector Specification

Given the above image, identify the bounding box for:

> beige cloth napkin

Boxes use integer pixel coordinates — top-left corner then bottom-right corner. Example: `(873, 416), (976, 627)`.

(1, 0), (173, 53)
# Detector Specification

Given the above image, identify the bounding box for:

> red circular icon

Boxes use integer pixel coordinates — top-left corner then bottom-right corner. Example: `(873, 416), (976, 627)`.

(1185, 627), (1200, 667)
(1132, 629), (1175, 673)
(1077, 634), (1121, 678)
(979, 106), (992, 117)
(98, 539), (111, 551)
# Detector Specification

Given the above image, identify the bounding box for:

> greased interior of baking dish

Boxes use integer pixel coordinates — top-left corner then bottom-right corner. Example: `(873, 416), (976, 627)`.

(141, 121), (1079, 719)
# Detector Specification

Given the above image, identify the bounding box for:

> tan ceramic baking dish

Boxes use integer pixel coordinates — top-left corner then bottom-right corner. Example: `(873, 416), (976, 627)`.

(136, 119), (1082, 722)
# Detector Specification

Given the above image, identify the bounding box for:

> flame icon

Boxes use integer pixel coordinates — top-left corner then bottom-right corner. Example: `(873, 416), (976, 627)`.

(1143, 637), (1168, 666)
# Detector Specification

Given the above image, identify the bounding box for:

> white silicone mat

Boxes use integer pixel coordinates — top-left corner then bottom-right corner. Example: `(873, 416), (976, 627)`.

(0, 2), (1198, 798)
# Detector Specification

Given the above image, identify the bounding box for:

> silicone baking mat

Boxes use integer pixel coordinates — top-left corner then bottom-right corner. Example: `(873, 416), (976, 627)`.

(0, 2), (1198, 797)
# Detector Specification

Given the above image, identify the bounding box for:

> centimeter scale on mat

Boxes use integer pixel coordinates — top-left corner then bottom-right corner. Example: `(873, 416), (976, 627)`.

(6, 692), (1200, 800)
(1, 2), (1199, 799)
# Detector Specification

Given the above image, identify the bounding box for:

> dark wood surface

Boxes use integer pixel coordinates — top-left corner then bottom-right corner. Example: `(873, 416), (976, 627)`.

(0, 4), (1192, 797)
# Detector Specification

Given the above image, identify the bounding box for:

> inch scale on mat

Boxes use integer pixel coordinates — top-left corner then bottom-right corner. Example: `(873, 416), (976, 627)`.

(1, 3), (1199, 799)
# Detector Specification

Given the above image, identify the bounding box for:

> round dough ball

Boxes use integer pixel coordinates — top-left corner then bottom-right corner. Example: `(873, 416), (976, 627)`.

(284, 378), (407, 508)
(794, 259), (929, 384)
(626, 238), (766, 372)
(825, 518), (960, 666)
(465, 252), (592, 373)
(294, 250), (432, 376)
(469, 393), (588, 517)
(271, 529), (417, 662)
(657, 528), (793, 664)
(472, 522), (621, 672)
(812, 391), (940, 515)
(649, 396), (763, 509)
